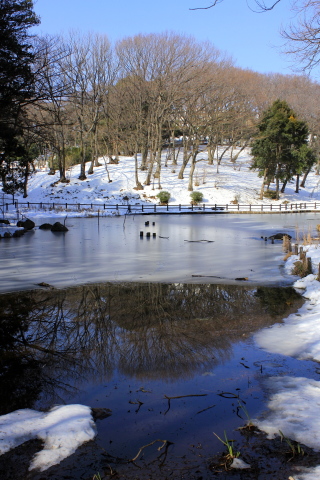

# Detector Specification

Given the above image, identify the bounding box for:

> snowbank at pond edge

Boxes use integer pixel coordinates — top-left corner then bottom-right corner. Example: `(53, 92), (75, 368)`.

(254, 244), (320, 479)
(0, 404), (96, 472)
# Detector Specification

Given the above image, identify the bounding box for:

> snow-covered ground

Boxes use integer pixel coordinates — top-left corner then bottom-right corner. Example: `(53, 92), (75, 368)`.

(2, 147), (320, 220)
(254, 244), (320, 480)
(0, 405), (96, 472)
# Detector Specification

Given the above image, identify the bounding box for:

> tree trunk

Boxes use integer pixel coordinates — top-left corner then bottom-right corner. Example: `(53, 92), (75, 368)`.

(188, 154), (197, 191)
(295, 174), (300, 193)
(140, 143), (148, 170)
(275, 177), (280, 199)
(300, 165), (312, 188)
(281, 179), (288, 193)
(78, 132), (87, 180)
(23, 161), (29, 198)
(217, 145), (231, 165)
(134, 153), (143, 190)
(178, 152), (191, 179)
(231, 144), (247, 163)
(144, 151), (155, 185)
(207, 143), (216, 165)
(259, 168), (268, 199)
(171, 131), (178, 165)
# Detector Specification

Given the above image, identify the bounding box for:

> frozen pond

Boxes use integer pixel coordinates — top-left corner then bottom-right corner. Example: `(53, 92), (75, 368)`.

(1, 212), (320, 293)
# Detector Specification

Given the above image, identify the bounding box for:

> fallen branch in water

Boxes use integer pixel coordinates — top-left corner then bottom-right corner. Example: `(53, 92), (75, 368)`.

(184, 239), (214, 243)
(192, 275), (223, 278)
(164, 393), (208, 414)
(197, 404), (216, 414)
(130, 439), (172, 463)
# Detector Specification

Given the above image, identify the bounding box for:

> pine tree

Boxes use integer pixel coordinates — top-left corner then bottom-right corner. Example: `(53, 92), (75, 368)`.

(251, 99), (310, 199)
(0, 0), (39, 195)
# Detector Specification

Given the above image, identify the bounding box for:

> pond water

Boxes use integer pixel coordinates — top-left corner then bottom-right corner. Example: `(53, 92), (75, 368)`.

(0, 282), (314, 480)
(1, 212), (320, 293)
(1, 213), (320, 479)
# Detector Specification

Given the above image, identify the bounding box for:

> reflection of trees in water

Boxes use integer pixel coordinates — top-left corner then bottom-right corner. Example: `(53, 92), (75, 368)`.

(0, 283), (302, 412)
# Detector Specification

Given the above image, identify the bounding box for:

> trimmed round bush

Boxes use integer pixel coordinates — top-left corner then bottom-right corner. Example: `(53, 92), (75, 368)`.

(190, 191), (204, 204)
(156, 190), (171, 204)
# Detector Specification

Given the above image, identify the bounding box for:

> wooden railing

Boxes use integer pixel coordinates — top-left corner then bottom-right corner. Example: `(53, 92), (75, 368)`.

(3, 200), (320, 214)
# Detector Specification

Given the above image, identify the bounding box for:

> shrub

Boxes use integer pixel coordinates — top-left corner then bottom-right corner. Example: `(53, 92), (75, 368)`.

(291, 259), (312, 277)
(190, 191), (204, 204)
(264, 190), (278, 200)
(156, 190), (171, 204)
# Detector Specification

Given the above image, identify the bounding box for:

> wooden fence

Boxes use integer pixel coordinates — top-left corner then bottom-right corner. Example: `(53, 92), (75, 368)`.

(3, 200), (320, 215)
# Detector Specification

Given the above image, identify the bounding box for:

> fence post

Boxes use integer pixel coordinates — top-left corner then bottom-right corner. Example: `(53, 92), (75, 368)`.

(116, 204), (118, 211)
(154, 204), (156, 212)
(179, 204), (181, 211)
(203, 203), (205, 211)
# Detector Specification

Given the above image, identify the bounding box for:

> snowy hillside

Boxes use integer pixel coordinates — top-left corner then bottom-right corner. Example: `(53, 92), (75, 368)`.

(9, 147), (320, 216)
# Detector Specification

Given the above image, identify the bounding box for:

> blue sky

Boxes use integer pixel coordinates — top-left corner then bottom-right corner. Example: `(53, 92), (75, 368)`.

(33, 0), (302, 77)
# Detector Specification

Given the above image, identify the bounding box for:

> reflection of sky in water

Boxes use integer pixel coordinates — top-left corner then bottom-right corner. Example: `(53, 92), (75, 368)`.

(2, 212), (320, 292)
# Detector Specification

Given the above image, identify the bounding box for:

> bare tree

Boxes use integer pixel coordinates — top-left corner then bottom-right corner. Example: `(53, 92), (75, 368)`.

(281, 1), (320, 71)
(33, 35), (73, 182)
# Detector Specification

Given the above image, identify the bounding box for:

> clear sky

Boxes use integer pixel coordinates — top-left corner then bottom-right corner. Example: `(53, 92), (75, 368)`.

(33, 0), (306, 78)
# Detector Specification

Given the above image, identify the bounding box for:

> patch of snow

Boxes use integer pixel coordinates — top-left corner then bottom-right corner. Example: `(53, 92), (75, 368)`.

(254, 376), (320, 450)
(0, 404), (96, 472)
(230, 457), (251, 469)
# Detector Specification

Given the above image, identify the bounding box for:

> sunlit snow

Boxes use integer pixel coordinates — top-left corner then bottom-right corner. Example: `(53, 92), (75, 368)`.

(0, 405), (96, 472)
(2, 147), (320, 221)
(254, 244), (320, 479)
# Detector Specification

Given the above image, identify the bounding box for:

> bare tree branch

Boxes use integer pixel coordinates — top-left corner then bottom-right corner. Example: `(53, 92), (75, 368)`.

(190, 0), (281, 11)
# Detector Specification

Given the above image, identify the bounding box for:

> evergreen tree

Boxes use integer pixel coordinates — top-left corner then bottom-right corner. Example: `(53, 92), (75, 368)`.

(0, 0), (39, 195)
(251, 99), (310, 199)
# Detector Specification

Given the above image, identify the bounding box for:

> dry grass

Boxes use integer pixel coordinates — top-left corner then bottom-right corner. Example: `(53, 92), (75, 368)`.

(283, 252), (294, 261)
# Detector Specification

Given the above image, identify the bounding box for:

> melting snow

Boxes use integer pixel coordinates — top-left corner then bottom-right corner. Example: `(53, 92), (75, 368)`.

(0, 404), (96, 472)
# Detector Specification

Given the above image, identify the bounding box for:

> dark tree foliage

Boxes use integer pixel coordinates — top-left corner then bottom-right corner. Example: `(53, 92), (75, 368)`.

(0, 0), (39, 195)
(251, 99), (311, 199)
